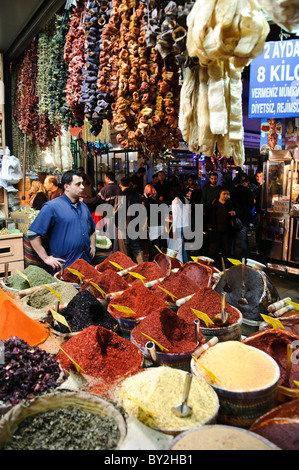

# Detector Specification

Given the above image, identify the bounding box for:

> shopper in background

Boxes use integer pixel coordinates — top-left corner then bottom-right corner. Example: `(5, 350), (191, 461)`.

(169, 183), (189, 264)
(29, 180), (48, 211)
(97, 171), (122, 251)
(115, 176), (145, 264)
(155, 170), (171, 205)
(230, 173), (254, 260)
(201, 171), (221, 255)
(143, 180), (161, 261)
(254, 168), (264, 255)
(28, 169), (96, 273)
(184, 174), (202, 234)
(130, 166), (146, 195)
(43, 175), (63, 200)
(206, 187), (236, 268)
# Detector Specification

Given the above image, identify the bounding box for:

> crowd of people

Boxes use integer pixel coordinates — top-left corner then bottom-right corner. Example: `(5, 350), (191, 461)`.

(27, 165), (264, 272)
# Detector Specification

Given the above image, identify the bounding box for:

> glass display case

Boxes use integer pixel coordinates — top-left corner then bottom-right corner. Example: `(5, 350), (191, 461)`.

(261, 149), (299, 273)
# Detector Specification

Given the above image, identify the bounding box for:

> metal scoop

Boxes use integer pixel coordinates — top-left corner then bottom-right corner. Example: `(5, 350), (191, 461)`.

(214, 292), (230, 326)
(60, 263), (65, 280)
(238, 258), (248, 305)
(2, 263), (9, 285)
(172, 372), (193, 418)
(221, 257), (232, 293)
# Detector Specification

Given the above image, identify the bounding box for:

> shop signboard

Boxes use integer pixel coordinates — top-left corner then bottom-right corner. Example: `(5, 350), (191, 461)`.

(249, 39), (299, 119)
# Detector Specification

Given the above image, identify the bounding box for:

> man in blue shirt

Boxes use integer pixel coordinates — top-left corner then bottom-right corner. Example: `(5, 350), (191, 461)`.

(28, 169), (96, 273)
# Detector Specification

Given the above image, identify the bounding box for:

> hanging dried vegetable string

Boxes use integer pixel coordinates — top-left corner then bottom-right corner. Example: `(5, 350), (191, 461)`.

(99, 0), (181, 156)
(64, 0), (85, 124)
(47, 9), (75, 128)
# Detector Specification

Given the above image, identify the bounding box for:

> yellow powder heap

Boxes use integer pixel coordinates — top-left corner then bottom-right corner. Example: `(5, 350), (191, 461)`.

(194, 341), (278, 391)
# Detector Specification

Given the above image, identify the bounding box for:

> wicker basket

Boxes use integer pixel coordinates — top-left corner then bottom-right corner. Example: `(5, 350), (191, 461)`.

(0, 391), (127, 450)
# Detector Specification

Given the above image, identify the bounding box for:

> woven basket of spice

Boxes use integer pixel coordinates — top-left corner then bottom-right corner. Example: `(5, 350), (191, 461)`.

(107, 281), (170, 337)
(191, 341), (280, 428)
(131, 307), (204, 370)
(0, 391), (127, 450)
(117, 367), (219, 436)
(177, 287), (243, 342)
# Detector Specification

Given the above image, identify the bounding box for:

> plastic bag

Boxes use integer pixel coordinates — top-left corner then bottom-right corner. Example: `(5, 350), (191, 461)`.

(1, 153), (23, 184)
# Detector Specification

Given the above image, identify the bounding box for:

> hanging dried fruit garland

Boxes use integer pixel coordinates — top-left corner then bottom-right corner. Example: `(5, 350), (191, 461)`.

(64, 1), (85, 124)
(98, 0), (181, 155)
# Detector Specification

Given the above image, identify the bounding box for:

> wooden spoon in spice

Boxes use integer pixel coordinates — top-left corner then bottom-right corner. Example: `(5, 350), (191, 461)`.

(2, 263), (9, 285)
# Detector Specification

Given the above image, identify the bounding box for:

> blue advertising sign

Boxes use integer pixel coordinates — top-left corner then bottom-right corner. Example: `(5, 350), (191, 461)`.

(249, 39), (299, 119)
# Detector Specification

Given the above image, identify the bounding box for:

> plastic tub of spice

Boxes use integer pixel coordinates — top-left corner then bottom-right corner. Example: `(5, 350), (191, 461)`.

(0, 391), (127, 450)
(167, 424), (280, 450)
(191, 341), (280, 428)
(117, 366), (219, 436)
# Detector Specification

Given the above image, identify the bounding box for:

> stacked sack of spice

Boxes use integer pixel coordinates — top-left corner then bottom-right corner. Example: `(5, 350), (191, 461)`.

(96, 251), (136, 273)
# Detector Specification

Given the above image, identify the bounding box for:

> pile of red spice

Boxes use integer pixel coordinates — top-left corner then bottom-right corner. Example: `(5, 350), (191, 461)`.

(151, 271), (200, 304)
(61, 258), (98, 283)
(56, 325), (143, 381)
(80, 269), (129, 297)
(177, 286), (241, 328)
(108, 281), (169, 319)
(96, 251), (135, 273)
(243, 329), (299, 389)
(123, 262), (165, 284)
(131, 308), (203, 354)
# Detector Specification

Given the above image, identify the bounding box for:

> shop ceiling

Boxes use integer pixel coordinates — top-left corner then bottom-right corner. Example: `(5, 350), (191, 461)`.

(0, 0), (65, 59)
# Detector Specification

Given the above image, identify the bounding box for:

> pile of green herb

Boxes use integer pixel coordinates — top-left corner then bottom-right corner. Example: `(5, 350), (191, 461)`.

(7, 265), (55, 290)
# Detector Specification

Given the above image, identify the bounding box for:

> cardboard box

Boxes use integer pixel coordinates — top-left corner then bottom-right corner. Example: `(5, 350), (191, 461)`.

(10, 211), (31, 225)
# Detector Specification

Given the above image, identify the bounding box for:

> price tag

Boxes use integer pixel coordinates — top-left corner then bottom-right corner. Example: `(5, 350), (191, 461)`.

(89, 281), (106, 298)
(227, 258), (242, 266)
(66, 268), (85, 283)
(141, 333), (169, 352)
(109, 261), (124, 271)
(286, 300), (299, 311)
(128, 272), (147, 283)
(50, 308), (72, 333)
(16, 270), (31, 287)
(110, 304), (137, 317)
(260, 314), (284, 329)
(59, 346), (85, 373)
(157, 286), (177, 301)
(44, 285), (62, 302)
(154, 245), (163, 253)
(191, 308), (214, 327)
(192, 356), (219, 384)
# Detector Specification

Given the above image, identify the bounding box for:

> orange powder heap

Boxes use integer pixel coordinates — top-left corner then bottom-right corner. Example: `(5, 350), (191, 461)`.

(0, 288), (49, 346)
(194, 341), (278, 391)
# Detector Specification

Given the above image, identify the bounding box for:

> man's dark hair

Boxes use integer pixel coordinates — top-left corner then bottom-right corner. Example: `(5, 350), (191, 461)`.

(120, 177), (130, 187)
(61, 169), (82, 190)
(137, 167), (146, 175)
(105, 171), (115, 182)
(209, 171), (218, 178)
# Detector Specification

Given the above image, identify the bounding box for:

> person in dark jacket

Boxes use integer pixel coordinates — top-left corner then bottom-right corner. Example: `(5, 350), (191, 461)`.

(114, 177), (144, 264)
(155, 170), (171, 205)
(230, 173), (254, 260)
(206, 187), (236, 268)
(184, 174), (202, 233)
